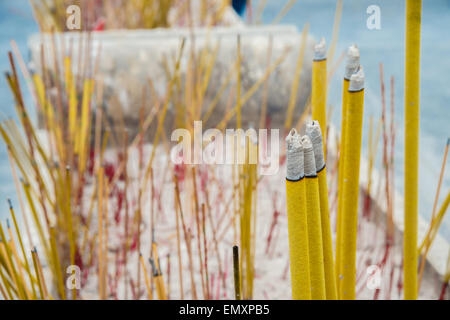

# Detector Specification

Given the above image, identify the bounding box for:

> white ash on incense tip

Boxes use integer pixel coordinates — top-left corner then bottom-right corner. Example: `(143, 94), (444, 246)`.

(314, 37), (327, 61)
(349, 67), (365, 91)
(344, 44), (360, 80)
(301, 135), (317, 177)
(286, 129), (304, 180)
(305, 121), (325, 171)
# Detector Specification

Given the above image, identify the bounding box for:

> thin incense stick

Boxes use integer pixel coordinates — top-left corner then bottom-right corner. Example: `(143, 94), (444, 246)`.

(174, 177), (198, 299)
(418, 192), (450, 289)
(306, 121), (337, 300)
(302, 135), (326, 299)
(49, 226), (65, 299)
(140, 253), (153, 300)
(419, 138), (449, 253)
(173, 177), (184, 300)
(340, 68), (365, 300)
(311, 38), (328, 153)
(233, 245), (241, 300)
(192, 167), (206, 298)
(336, 45), (359, 297)
(201, 203), (210, 299)
(284, 24), (309, 130)
(0, 221), (25, 299)
(404, 0), (422, 300)
(7, 199), (36, 299)
(285, 129), (311, 299)
(236, 35), (242, 128)
(31, 248), (49, 299)
(98, 166), (106, 299)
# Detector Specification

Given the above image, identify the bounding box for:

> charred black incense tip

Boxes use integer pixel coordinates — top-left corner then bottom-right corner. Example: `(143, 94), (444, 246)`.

(7, 198), (12, 209)
(447, 137), (450, 146)
(149, 258), (157, 276)
(6, 219), (10, 229)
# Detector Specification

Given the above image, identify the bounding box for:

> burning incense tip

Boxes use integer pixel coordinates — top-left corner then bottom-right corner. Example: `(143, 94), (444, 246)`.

(302, 135), (317, 177)
(286, 130), (304, 180)
(149, 258), (159, 276)
(305, 121), (325, 171)
(7, 198), (12, 209)
(349, 67), (365, 92)
(314, 37), (327, 61)
(344, 44), (360, 80)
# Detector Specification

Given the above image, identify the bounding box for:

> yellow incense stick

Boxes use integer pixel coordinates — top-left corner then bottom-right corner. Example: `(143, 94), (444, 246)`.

(0, 222), (25, 299)
(335, 45), (359, 297)
(31, 248), (49, 300)
(340, 69), (365, 300)
(418, 191), (450, 288)
(311, 38), (328, 153)
(285, 129), (311, 299)
(404, 0), (422, 300)
(6, 220), (32, 299)
(302, 135), (326, 299)
(78, 78), (94, 173)
(64, 57), (78, 144)
(49, 226), (66, 299)
(306, 121), (337, 300)
(8, 199), (37, 299)
(284, 24), (309, 130)
(140, 254), (153, 300)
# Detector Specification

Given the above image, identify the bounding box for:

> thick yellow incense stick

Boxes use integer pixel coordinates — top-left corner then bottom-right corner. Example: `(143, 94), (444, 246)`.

(404, 0), (422, 300)
(311, 38), (328, 152)
(285, 129), (311, 300)
(306, 121), (337, 300)
(340, 69), (365, 300)
(336, 45), (359, 297)
(302, 135), (326, 299)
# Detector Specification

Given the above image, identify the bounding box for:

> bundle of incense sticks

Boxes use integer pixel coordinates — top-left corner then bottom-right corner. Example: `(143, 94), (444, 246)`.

(285, 124), (336, 300)
(285, 38), (368, 300)
(30, 0), (232, 32)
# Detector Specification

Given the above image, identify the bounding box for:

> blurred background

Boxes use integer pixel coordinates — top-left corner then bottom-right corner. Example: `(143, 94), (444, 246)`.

(0, 0), (448, 242)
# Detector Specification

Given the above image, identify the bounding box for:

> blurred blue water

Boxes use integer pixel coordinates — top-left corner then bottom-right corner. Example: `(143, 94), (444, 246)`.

(0, 1), (448, 241)
(0, 1), (38, 220)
